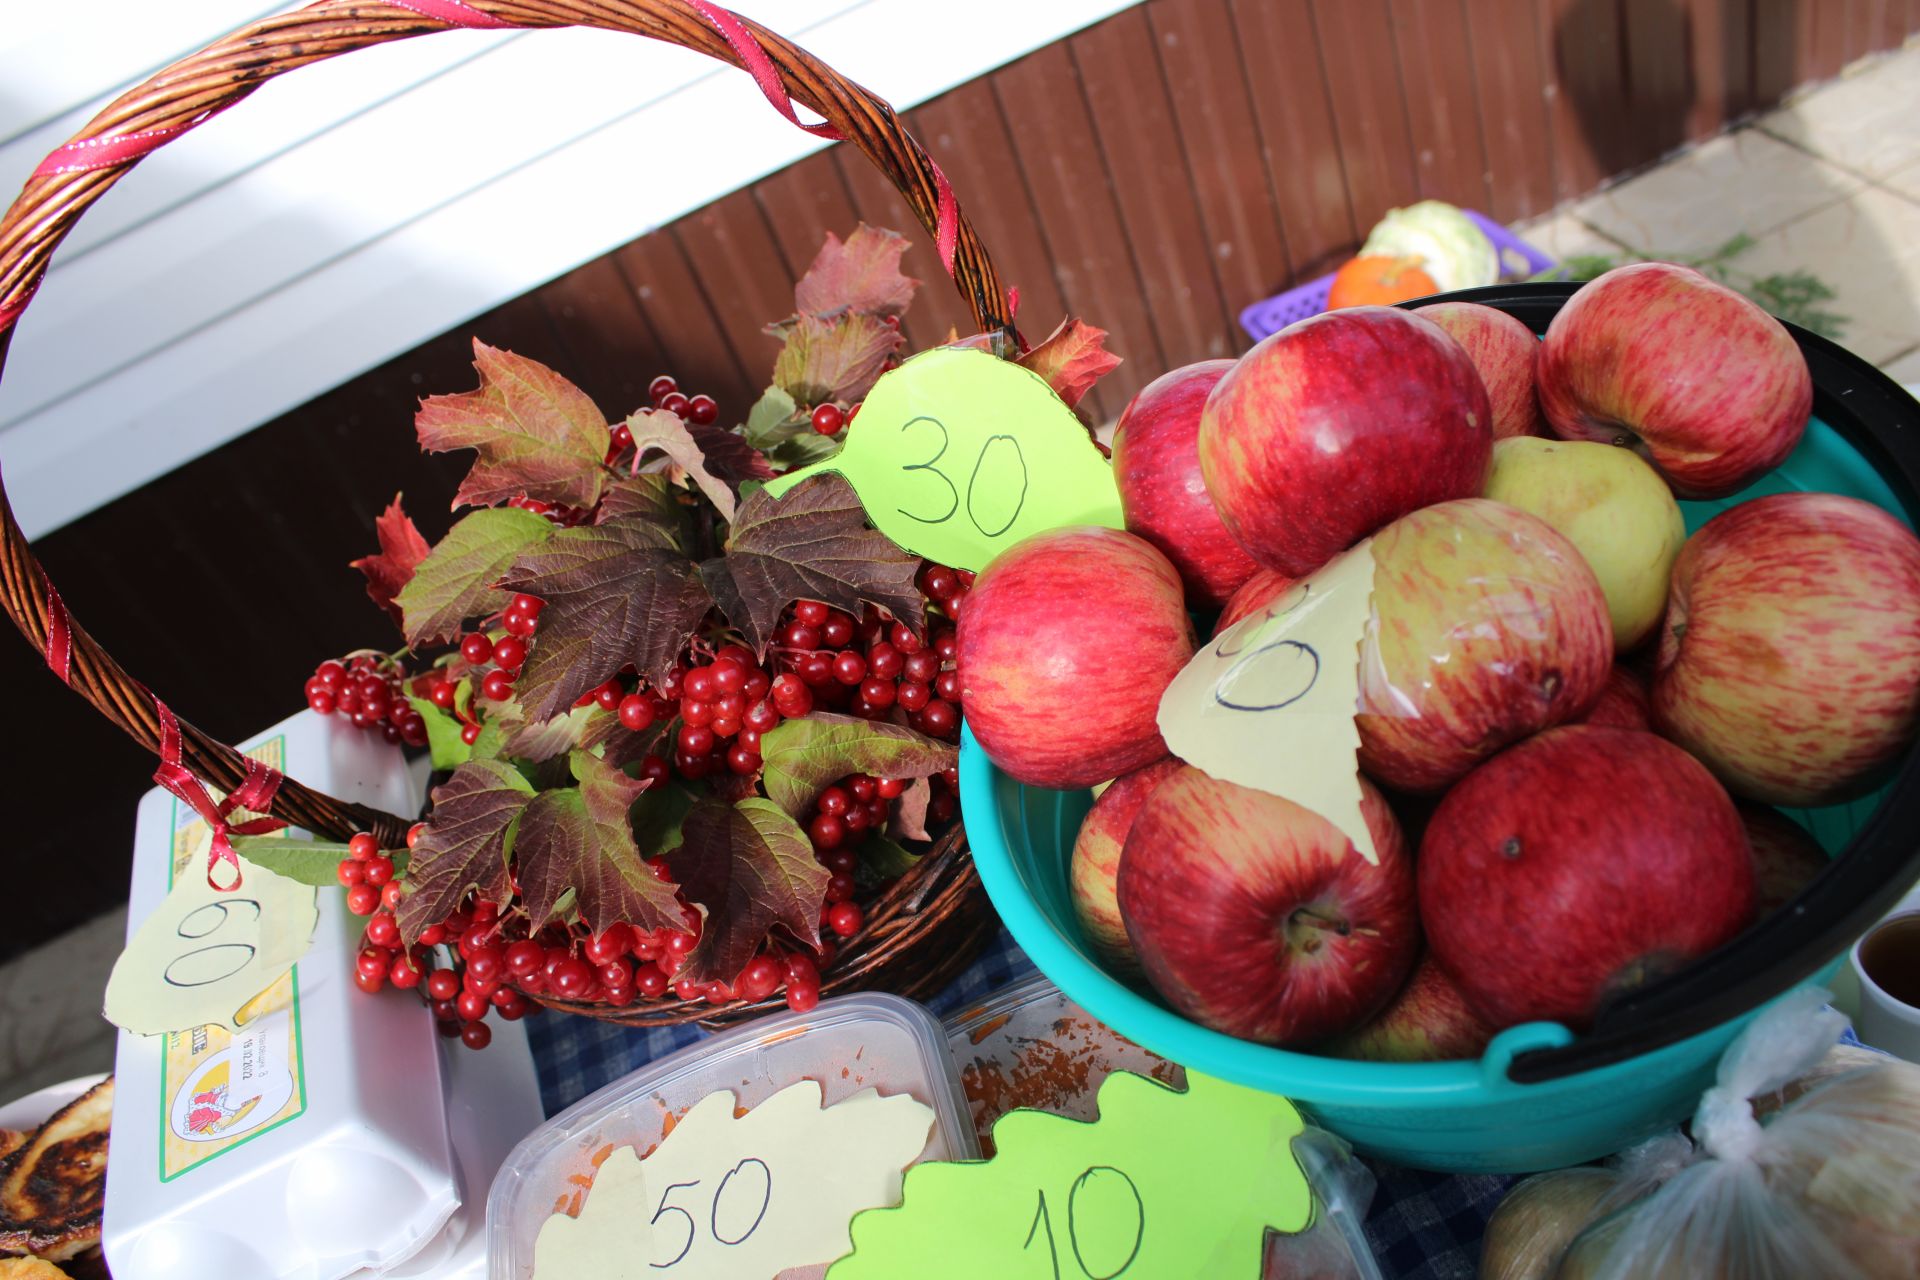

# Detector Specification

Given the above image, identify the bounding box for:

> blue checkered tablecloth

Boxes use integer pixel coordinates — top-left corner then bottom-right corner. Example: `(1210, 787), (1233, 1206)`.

(525, 928), (1515, 1279)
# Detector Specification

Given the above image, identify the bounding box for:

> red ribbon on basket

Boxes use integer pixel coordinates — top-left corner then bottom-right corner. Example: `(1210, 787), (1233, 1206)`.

(152, 702), (287, 891)
(43, 581), (72, 685)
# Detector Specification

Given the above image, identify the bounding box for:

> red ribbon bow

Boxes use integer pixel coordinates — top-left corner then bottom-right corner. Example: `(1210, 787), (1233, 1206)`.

(152, 703), (287, 891)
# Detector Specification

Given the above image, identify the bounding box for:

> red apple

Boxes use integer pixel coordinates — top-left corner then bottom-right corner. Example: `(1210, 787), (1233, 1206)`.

(1414, 300), (1547, 440)
(1420, 725), (1755, 1030)
(1536, 262), (1811, 498)
(1741, 804), (1828, 916)
(1211, 567), (1297, 638)
(1322, 954), (1495, 1062)
(1118, 768), (1416, 1046)
(1358, 498), (1612, 792)
(1651, 493), (1920, 806)
(1112, 360), (1262, 608)
(1580, 664), (1652, 731)
(958, 527), (1196, 790)
(1198, 306), (1492, 576)
(1069, 758), (1184, 973)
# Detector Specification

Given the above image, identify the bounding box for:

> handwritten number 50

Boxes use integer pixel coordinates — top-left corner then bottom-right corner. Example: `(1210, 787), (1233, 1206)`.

(1024, 1167), (1144, 1279)
(895, 417), (1030, 538)
(648, 1159), (773, 1269)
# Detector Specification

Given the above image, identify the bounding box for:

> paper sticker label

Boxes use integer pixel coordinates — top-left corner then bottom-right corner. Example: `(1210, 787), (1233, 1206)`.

(829, 1071), (1311, 1279)
(533, 1080), (934, 1279)
(145, 737), (309, 1180)
(764, 348), (1124, 571)
(1157, 541), (1379, 863)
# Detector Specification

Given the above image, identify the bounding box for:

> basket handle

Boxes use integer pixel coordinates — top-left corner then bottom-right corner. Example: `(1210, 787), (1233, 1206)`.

(0, 0), (1017, 847)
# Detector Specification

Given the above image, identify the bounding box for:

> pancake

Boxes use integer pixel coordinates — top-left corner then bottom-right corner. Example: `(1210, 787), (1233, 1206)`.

(0, 1079), (111, 1263)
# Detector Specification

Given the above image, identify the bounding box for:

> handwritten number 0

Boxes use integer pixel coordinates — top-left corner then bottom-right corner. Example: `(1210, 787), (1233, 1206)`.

(895, 417), (1030, 538)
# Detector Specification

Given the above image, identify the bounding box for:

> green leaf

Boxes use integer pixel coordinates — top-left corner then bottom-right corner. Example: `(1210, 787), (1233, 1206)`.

(771, 313), (901, 407)
(396, 506), (554, 647)
(230, 835), (409, 886)
(793, 224), (919, 320)
(408, 695), (472, 770)
(854, 833), (920, 890)
(743, 386), (799, 449)
(397, 760), (535, 945)
(757, 712), (957, 818)
(415, 339), (608, 510)
(766, 428), (844, 471)
(514, 751), (683, 935)
(631, 776), (697, 858)
(499, 519), (715, 718)
(666, 798), (829, 985)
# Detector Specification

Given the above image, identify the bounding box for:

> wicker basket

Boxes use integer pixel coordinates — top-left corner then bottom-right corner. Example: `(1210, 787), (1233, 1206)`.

(0, 0), (1018, 1028)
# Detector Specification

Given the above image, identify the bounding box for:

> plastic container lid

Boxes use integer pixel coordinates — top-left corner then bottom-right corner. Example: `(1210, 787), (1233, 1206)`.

(486, 992), (974, 1280)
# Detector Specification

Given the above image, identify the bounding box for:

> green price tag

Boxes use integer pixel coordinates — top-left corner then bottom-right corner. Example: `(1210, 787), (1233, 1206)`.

(827, 1071), (1312, 1279)
(764, 347), (1125, 571)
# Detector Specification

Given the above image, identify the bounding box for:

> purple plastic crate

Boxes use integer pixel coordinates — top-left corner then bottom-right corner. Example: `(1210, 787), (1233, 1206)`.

(1238, 209), (1555, 342)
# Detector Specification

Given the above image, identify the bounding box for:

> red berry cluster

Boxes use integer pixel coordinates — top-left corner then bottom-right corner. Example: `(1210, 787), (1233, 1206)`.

(411, 594), (548, 745)
(305, 655), (429, 748)
(642, 374), (719, 426)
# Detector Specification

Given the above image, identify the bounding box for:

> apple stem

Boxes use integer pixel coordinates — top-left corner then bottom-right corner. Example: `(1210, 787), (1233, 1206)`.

(1290, 908), (1351, 937)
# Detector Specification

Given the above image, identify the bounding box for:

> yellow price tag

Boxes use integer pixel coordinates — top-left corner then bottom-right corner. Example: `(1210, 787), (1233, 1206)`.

(765, 348), (1124, 571)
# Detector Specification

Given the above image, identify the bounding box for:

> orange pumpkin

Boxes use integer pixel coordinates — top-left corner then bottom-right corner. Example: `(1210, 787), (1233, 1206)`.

(1327, 254), (1439, 309)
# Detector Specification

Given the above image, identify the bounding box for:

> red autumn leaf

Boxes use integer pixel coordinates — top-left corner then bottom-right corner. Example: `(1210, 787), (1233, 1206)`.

(397, 760), (534, 945)
(1016, 317), (1123, 409)
(514, 751), (684, 936)
(770, 313), (902, 408)
(685, 421), (776, 487)
(416, 340), (609, 511)
(350, 493), (431, 627)
(666, 798), (829, 985)
(885, 776), (933, 842)
(793, 224), (919, 320)
(627, 409), (741, 522)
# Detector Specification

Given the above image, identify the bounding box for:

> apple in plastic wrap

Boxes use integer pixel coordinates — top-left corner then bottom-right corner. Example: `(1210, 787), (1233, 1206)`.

(1357, 498), (1612, 792)
(1414, 299), (1548, 439)
(1536, 262), (1811, 498)
(957, 527), (1195, 791)
(1067, 757), (1183, 973)
(1483, 436), (1687, 651)
(1118, 767), (1416, 1046)
(1651, 492), (1920, 807)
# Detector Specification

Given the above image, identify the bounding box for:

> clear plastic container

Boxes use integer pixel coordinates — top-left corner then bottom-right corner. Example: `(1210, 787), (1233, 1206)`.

(943, 974), (1384, 1280)
(485, 992), (973, 1280)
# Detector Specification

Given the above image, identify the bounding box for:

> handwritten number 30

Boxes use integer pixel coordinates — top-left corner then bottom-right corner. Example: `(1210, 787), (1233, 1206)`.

(895, 417), (1030, 538)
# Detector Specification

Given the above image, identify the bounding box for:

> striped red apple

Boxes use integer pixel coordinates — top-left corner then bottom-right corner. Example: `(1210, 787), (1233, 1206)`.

(1415, 300), (1547, 440)
(1068, 757), (1183, 973)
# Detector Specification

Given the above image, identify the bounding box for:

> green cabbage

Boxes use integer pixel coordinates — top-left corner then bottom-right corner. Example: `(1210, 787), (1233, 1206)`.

(1360, 201), (1498, 291)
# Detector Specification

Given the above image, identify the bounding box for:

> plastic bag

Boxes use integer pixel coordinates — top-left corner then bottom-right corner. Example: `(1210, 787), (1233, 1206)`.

(1478, 1134), (1691, 1280)
(1556, 987), (1920, 1280)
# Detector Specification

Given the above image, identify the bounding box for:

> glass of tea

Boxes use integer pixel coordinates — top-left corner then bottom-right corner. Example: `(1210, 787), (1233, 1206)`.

(1852, 910), (1920, 1062)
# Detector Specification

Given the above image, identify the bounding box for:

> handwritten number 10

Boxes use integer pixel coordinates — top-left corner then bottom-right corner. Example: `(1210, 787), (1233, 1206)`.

(1024, 1167), (1144, 1279)
(895, 417), (1030, 539)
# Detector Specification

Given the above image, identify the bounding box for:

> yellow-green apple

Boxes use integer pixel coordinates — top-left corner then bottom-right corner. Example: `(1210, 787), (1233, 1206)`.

(1069, 758), (1183, 973)
(1580, 664), (1653, 731)
(1358, 499), (1612, 792)
(1536, 262), (1811, 498)
(958, 527), (1196, 790)
(1321, 954), (1495, 1061)
(1482, 437), (1686, 651)
(1651, 493), (1920, 806)
(1420, 725), (1755, 1030)
(1740, 804), (1828, 916)
(1117, 768), (1415, 1046)
(1414, 300), (1547, 439)
(1198, 306), (1492, 576)
(1211, 567), (1297, 638)
(1112, 361), (1261, 608)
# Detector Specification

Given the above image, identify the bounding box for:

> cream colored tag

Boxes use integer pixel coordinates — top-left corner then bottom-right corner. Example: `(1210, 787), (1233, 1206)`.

(104, 844), (319, 1036)
(1156, 539), (1378, 864)
(532, 1080), (934, 1280)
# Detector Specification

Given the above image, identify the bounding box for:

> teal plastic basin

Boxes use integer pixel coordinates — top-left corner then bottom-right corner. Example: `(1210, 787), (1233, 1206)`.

(961, 285), (1920, 1173)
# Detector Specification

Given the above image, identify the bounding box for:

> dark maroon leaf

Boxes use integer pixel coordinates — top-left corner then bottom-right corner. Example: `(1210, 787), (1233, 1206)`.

(1017, 317), (1123, 409)
(415, 340), (608, 510)
(397, 760), (534, 945)
(701, 474), (924, 656)
(686, 420), (775, 486)
(793, 224), (918, 319)
(499, 519), (714, 718)
(597, 471), (687, 543)
(667, 798), (828, 985)
(515, 751), (683, 936)
(350, 493), (430, 628)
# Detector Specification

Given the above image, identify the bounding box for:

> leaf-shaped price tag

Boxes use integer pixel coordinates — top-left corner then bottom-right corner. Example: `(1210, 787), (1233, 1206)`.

(416, 340), (609, 510)
(1156, 540), (1379, 863)
(665, 799), (828, 984)
(396, 506), (554, 648)
(757, 713), (956, 819)
(515, 751), (683, 935)
(532, 1080), (935, 1280)
(397, 760), (535, 944)
(831, 1072), (1312, 1279)
(764, 349), (1125, 572)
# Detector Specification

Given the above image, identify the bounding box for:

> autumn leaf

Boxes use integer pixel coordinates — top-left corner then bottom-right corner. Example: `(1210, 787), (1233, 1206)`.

(667, 799), (829, 985)
(397, 760), (534, 945)
(741, 386), (801, 450)
(771, 313), (901, 408)
(500, 519), (713, 718)
(1016, 317), (1122, 409)
(686, 420), (775, 486)
(515, 751), (683, 936)
(350, 494), (431, 628)
(794, 224), (919, 320)
(396, 506), (554, 648)
(626, 408), (739, 522)
(416, 340), (609, 510)
(700, 474), (923, 657)
(756, 713), (957, 819)
(597, 471), (687, 544)
(855, 833), (920, 890)
(886, 776), (933, 842)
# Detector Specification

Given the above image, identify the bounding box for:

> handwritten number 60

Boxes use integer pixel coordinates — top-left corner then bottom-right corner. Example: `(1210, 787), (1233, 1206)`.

(895, 417), (1030, 538)
(1025, 1166), (1144, 1279)
(648, 1160), (773, 1269)
(163, 899), (262, 988)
